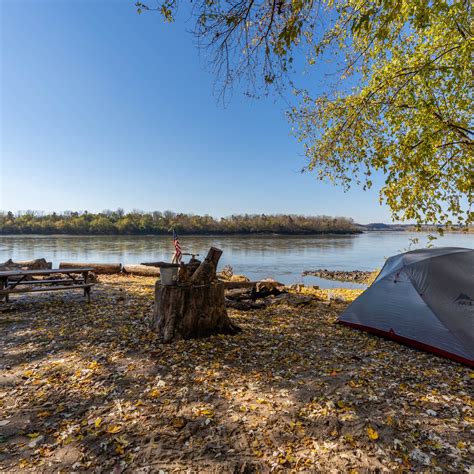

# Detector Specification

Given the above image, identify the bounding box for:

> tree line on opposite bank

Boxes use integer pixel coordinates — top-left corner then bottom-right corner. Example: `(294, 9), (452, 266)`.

(0, 210), (359, 235)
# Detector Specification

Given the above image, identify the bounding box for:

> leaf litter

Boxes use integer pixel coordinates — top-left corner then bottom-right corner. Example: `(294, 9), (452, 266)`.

(0, 274), (472, 472)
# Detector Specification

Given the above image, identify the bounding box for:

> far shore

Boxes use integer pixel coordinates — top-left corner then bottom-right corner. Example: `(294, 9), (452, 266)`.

(0, 230), (364, 237)
(1, 228), (471, 237)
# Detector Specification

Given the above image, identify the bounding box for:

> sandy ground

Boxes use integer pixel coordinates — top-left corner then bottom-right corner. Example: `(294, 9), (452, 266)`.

(0, 275), (472, 472)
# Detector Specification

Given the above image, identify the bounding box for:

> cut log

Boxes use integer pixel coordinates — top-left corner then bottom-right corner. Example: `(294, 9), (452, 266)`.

(152, 281), (241, 342)
(0, 258), (52, 271)
(189, 247), (223, 285)
(122, 264), (160, 277)
(225, 288), (253, 300)
(222, 280), (258, 289)
(59, 262), (122, 274)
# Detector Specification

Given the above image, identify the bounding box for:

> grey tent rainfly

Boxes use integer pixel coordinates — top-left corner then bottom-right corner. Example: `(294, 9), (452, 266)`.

(338, 247), (474, 366)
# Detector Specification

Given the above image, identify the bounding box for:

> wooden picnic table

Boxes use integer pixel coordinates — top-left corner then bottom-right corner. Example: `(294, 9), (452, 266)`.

(0, 268), (94, 303)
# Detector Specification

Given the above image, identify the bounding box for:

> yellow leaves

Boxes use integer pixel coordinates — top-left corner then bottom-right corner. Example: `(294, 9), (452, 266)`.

(367, 426), (379, 441)
(197, 408), (214, 417)
(349, 379), (363, 388)
(170, 417), (187, 429)
(27, 432), (40, 439)
(148, 389), (161, 399)
(94, 417), (103, 428)
(88, 361), (100, 370)
(289, 421), (303, 429)
(23, 370), (35, 378)
(107, 425), (122, 434)
(37, 411), (51, 418)
(277, 451), (296, 465)
(114, 435), (130, 455)
(344, 434), (355, 444)
(18, 459), (30, 468)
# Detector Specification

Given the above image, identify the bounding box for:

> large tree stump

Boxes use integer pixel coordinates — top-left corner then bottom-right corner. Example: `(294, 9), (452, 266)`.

(152, 246), (241, 342)
(152, 281), (241, 342)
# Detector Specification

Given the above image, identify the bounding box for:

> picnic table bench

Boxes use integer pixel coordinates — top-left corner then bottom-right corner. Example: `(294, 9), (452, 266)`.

(0, 268), (94, 303)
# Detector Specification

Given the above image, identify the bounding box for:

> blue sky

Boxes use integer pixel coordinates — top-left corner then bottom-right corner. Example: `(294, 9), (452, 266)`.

(1, 0), (393, 224)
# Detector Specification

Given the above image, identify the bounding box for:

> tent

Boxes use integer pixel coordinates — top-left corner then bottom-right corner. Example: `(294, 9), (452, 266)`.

(338, 247), (474, 366)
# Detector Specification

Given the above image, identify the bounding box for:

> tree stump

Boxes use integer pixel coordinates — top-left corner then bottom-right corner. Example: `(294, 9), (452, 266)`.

(152, 247), (241, 342)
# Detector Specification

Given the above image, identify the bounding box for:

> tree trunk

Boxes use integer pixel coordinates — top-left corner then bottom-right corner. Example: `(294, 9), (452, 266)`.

(152, 280), (241, 342)
(59, 262), (122, 274)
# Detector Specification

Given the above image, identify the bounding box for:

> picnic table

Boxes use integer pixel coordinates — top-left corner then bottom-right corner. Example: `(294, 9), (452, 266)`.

(0, 268), (94, 303)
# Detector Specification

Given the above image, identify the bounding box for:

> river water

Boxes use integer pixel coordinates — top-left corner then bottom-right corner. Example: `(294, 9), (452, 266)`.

(0, 232), (472, 288)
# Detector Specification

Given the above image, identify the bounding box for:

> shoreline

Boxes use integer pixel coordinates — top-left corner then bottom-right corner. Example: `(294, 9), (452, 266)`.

(0, 230), (363, 237)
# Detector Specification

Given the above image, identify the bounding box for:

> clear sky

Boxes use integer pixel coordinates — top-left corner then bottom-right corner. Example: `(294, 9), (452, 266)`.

(1, 0), (394, 224)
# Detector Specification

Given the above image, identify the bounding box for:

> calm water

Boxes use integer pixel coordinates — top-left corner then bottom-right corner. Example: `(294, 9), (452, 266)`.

(0, 232), (472, 288)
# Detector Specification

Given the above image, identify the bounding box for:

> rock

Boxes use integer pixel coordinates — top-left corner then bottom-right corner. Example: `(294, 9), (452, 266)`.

(301, 269), (374, 284)
(410, 448), (431, 466)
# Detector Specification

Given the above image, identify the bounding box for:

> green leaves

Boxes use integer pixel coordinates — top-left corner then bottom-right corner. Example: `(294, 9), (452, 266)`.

(289, 0), (473, 227)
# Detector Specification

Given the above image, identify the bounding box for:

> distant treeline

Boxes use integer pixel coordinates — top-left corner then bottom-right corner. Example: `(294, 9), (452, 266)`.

(0, 210), (358, 235)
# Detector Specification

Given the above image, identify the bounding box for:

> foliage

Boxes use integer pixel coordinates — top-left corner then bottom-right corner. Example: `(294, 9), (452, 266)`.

(0, 210), (357, 235)
(1, 275), (472, 471)
(137, 0), (473, 227)
(289, 0), (473, 228)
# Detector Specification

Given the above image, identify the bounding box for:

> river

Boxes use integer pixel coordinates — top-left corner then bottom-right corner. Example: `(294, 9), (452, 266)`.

(0, 232), (472, 288)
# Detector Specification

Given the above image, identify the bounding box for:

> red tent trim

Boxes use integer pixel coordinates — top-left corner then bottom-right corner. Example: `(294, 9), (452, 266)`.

(338, 320), (474, 367)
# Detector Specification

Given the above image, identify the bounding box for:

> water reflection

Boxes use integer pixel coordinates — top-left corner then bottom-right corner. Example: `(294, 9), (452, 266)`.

(0, 232), (471, 287)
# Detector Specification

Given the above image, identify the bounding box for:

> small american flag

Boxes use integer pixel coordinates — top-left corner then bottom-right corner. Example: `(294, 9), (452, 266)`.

(173, 228), (182, 263)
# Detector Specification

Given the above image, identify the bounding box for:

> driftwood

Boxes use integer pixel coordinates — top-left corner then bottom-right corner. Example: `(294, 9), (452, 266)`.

(59, 262), (122, 274)
(122, 264), (160, 277)
(152, 247), (241, 342)
(221, 280), (259, 289)
(0, 258), (52, 271)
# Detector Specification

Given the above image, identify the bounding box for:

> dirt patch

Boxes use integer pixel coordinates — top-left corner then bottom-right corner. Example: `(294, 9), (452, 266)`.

(0, 275), (471, 472)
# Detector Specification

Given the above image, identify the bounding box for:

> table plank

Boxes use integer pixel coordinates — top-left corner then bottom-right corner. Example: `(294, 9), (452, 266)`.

(0, 268), (93, 277)
(0, 284), (93, 294)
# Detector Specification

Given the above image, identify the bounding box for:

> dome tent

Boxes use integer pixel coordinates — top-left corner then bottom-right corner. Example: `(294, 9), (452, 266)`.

(338, 247), (474, 366)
